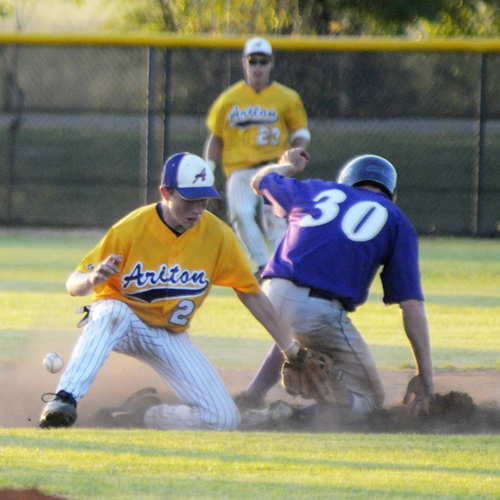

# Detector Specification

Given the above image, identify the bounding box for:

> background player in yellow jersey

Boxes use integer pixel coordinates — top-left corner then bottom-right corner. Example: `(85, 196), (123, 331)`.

(38, 153), (306, 431)
(204, 36), (311, 280)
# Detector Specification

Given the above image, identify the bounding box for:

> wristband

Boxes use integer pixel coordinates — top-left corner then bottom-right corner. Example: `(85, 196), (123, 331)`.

(283, 340), (301, 360)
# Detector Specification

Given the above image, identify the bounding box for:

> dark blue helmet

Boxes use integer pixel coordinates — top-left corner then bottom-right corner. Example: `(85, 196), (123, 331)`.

(337, 155), (397, 200)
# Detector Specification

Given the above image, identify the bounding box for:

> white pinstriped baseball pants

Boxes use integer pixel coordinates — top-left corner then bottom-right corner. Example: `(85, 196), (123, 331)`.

(227, 167), (288, 268)
(57, 299), (240, 430)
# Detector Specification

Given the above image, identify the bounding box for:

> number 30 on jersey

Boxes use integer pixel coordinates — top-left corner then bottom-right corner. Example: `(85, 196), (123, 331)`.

(300, 189), (388, 242)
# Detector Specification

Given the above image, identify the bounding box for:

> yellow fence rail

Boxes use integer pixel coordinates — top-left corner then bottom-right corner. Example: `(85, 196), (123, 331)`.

(1, 32), (500, 52)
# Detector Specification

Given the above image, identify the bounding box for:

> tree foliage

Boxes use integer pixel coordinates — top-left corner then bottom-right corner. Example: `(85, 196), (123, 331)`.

(0, 1), (14, 18)
(101, 0), (300, 34)
(329, 0), (500, 36)
(0, 0), (84, 25)
(3, 0), (500, 37)
(101, 0), (500, 37)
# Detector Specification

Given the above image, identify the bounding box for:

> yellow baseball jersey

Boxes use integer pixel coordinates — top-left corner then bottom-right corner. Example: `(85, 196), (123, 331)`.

(207, 80), (308, 176)
(76, 203), (260, 332)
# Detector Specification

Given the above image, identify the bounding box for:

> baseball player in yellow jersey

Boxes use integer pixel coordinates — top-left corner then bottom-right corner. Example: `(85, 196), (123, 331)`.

(38, 152), (306, 431)
(204, 36), (310, 280)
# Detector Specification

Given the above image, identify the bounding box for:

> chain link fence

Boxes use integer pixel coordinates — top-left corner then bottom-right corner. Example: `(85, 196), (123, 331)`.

(1, 35), (500, 235)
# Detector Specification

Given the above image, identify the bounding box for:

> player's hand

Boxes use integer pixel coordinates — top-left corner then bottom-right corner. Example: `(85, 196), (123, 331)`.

(89, 254), (123, 286)
(251, 148), (310, 192)
(279, 148), (310, 174)
(403, 375), (434, 419)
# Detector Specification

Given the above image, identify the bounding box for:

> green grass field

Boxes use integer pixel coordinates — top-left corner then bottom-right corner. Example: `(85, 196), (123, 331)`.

(2, 429), (500, 500)
(0, 230), (500, 499)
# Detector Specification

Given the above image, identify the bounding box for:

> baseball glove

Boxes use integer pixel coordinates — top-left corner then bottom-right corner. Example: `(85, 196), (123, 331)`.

(282, 347), (349, 405)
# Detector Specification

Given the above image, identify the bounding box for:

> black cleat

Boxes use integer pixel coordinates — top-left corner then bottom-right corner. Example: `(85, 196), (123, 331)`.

(38, 390), (77, 429)
(91, 387), (161, 428)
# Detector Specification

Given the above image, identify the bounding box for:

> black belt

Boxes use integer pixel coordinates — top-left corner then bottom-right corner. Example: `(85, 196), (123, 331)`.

(308, 288), (337, 301)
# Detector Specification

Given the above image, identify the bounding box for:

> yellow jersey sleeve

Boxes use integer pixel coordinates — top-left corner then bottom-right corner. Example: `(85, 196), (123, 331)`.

(211, 223), (260, 294)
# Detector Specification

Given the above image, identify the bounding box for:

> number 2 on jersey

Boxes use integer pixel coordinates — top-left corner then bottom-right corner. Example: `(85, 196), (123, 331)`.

(300, 188), (388, 242)
(169, 299), (195, 326)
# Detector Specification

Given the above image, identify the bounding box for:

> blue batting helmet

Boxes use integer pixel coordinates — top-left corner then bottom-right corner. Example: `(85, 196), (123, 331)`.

(337, 155), (397, 200)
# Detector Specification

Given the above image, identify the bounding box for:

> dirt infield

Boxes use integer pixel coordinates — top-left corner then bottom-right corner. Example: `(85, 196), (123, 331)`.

(1, 351), (500, 433)
(0, 366), (498, 500)
(0, 489), (68, 500)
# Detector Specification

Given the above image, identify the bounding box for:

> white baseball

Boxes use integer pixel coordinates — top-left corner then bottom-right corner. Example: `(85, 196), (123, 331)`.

(43, 353), (64, 374)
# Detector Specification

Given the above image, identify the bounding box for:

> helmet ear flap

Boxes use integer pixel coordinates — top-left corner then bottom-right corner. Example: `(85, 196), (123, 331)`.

(337, 155), (397, 199)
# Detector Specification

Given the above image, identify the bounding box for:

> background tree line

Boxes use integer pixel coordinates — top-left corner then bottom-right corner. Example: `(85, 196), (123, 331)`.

(3, 0), (500, 37)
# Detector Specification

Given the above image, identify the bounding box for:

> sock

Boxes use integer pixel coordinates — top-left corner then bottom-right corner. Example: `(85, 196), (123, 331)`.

(245, 342), (284, 400)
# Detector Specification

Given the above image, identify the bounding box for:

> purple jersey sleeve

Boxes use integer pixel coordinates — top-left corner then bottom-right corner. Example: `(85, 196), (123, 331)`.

(380, 218), (423, 305)
(259, 173), (424, 311)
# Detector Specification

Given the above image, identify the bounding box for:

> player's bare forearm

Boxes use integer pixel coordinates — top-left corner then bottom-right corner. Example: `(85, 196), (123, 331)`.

(203, 134), (224, 171)
(251, 148), (310, 194)
(400, 299), (434, 391)
(235, 289), (296, 354)
(66, 271), (96, 296)
(66, 254), (123, 297)
(399, 299), (434, 417)
(290, 136), (309, 150)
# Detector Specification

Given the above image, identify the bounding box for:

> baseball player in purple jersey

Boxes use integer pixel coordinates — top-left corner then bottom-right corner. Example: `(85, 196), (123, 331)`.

(37, 152), (306, 431)
(236, 148), (434, 425)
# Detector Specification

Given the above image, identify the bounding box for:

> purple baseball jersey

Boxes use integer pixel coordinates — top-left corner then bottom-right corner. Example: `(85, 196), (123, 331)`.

(260, 174), (424, 311)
